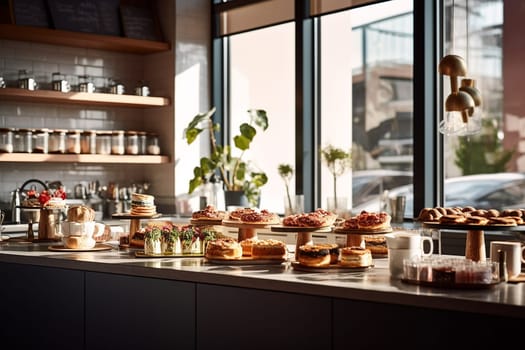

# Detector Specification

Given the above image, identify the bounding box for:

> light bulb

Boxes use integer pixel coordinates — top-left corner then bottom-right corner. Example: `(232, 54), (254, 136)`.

(459, 108), (482, 136)
(439, 111), (467, 135)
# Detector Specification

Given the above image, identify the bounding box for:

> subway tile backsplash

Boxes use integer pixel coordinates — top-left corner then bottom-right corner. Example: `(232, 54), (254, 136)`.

(0, 39), (150, 205)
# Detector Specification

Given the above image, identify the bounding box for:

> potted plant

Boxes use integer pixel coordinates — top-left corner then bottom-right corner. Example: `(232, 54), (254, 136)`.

(320, 144), (351, 211)
(184, 107), (269, 207)
(278, 163), (295, 215)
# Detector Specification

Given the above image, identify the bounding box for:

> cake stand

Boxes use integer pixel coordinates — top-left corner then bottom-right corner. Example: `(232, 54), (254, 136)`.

(221, 219), (277, 241)
(112, 213), (162, 242)
(422, 222), (525, 262)
(332, 226), (393, 250)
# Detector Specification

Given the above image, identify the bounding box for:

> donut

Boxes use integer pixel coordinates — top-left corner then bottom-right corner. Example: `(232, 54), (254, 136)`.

(438, 214), (466, 224)
(500, 209), (523, 218)
(417, 208), (442, 222)
(251, 239), (287, 260)
(464, 215), (489, 225)
(297, 244), (331, 267)
(339, 246), (373, 267)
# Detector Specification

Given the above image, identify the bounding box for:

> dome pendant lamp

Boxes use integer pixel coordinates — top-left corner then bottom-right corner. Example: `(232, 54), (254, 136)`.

(438, 0), (480, 136)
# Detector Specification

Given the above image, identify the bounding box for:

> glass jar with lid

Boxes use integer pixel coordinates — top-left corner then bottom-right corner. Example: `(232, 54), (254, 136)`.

(81, 130), (97, 154)
(111, 130), (125, 155)
(13, 128), (32, 153)
(32, 128), (49, 153)
(146, 132), (160, 155)
(125, 131), (139, 155)
(137, 131), (147, 155)
(96, 131), (111, 155)
(66, 130), (81, 154)
(48, 129), (66, 154)
(0, 128), (14, 153)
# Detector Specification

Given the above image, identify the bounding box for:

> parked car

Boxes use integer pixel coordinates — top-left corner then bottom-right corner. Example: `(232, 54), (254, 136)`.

(352, 169), (413, 209)
(352, 172), (525, 217)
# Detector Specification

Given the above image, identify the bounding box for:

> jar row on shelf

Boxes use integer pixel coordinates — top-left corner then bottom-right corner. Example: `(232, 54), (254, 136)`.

(0, 128), (160, 155)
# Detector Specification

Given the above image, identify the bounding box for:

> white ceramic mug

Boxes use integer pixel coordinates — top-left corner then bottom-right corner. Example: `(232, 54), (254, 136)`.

(384, 231), (434, 251)
(490, 241), (525, 278)
(386, 232), (433, 279)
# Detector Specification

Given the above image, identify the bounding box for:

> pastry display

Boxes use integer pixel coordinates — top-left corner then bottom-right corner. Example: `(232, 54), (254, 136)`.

(130, 193), (156, 216)
(419, 205), (525, 226)
(251, 239), (287, 260)
(339, 246), (373, 267)
(282, 208), (337, 228)
(228, 207), (256, 221)
(335, 210), (392, 232)
(192, 205), (226, 221)
(238, 209), (280, 225)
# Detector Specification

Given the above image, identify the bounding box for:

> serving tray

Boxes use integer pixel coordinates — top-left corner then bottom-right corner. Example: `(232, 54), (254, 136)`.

(135, 251), (204, 258)
(270, 225), (333, 233)
(422, 221), (525, 231)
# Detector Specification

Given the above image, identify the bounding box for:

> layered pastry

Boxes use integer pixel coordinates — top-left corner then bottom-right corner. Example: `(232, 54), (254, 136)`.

(130, 193), (156, 216)
(251, 239), (287, 260)
(297, 244), (332, 267)
(205, 238), (243, 260)
(339, 246), (372, 267)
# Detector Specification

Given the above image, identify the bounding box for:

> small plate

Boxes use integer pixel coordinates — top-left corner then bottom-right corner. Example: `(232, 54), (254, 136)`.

(48, 243), (113, 252)
(291, 261), (373, 272)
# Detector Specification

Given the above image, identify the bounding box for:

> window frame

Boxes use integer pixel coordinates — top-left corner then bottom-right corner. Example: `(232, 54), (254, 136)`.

(212, 0), (442, 217)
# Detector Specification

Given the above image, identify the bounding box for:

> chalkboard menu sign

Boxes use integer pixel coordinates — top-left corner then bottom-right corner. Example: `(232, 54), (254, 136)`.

(47, 0), (100, 34)
(12, 0), (51, 28)
(120, 4), (162, 41)
(94, 0), (121, 36)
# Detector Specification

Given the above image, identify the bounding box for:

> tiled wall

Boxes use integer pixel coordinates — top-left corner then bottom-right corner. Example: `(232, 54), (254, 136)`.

(0, 39), (152, 206)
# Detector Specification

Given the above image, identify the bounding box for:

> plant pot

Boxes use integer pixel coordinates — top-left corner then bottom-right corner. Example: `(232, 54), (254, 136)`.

(224, 191), (251, 208)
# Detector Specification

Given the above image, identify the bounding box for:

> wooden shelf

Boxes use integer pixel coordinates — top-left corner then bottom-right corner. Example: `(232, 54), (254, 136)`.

(0, 88), (169, 107)
(0, 153), (170, 164)
(0, 24), (170, 54)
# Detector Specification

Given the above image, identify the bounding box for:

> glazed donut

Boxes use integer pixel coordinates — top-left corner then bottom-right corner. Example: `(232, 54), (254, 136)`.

(461, 206), (477, 213)
(500, 209), (523, 218)
(487, 217), (517, 226)
(439, 214), (466, 224)
(297, 244), (331, 267)
(417, 208), (442, 222)
(464, 215), (489, 225)
(486, 209), (500, 218)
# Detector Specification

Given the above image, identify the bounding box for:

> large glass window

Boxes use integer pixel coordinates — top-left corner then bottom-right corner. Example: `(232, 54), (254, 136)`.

(441, 0), (525, 211)
(228, 23), (296, 212)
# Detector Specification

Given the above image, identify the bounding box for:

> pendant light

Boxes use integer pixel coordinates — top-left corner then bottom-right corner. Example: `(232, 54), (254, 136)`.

(438, 0), (481, 136)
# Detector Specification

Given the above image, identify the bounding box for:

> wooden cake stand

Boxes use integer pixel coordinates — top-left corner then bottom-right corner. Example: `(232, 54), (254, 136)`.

(221, 219), (276, 241)
(270, 225), (333, 260)
(112, 213), (162, 241)
(332, 226), (393, 249)
(422, 222), (525, 262)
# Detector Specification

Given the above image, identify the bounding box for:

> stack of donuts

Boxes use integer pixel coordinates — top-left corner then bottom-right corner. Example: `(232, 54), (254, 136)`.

(417, 206), (525, 226)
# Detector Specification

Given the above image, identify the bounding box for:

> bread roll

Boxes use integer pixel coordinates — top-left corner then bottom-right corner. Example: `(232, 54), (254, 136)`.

(67, 205), (95, 222)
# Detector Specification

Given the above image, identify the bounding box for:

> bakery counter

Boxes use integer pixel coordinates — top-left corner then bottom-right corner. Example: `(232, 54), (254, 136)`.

(0, 241), (523, 349)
